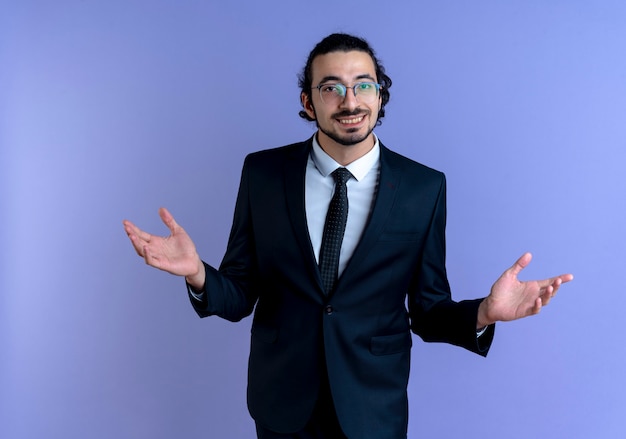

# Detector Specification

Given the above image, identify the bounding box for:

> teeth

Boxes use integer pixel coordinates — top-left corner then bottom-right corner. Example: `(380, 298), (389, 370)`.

(339, 116), (364, 124)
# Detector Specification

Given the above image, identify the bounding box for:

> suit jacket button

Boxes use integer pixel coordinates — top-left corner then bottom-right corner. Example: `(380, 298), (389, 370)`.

(325, 305), (333, 315)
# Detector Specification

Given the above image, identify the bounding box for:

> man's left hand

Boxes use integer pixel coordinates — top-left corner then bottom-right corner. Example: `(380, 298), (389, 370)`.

(477, 252), (574, 328)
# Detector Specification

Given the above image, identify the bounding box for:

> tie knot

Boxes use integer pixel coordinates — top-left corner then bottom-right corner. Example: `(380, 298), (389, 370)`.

(332, 167), (352, 185)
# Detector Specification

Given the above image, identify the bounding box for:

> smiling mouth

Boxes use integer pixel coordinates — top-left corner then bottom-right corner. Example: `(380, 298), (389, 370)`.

(338, 115), (365, 125)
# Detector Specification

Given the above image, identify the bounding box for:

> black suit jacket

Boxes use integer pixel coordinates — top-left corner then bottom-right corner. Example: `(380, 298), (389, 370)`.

(190, 137), (494, 438)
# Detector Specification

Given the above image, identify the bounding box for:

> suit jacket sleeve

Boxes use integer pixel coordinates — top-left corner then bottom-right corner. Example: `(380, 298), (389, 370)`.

(187, 154), (260, 322)
(409, 174), (494, 355)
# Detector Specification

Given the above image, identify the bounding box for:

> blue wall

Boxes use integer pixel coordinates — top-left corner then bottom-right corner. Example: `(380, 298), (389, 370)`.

(2, 1), (625, 437)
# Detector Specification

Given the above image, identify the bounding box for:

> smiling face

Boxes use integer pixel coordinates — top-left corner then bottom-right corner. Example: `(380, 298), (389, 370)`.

(301, 50), (382, 164)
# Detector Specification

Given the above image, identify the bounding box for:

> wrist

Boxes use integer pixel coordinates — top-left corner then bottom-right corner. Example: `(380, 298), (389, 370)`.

(185, 258), (206, 291)
(477, 298), (495, 329)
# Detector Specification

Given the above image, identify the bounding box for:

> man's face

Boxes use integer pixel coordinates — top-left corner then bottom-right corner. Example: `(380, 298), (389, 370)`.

(302, 50), (381, 151)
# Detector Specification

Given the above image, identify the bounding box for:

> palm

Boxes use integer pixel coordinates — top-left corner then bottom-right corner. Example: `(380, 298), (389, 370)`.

(482, 253), (573, 324)
(490, 270), (544, 321)
(123, 207), (199, 277)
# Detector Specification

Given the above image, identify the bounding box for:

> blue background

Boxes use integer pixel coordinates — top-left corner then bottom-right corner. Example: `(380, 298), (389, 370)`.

(2, 1), (625, 437)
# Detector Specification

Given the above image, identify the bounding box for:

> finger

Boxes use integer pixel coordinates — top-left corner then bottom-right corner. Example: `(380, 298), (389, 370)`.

(123, 222), (148, 257)
(143, 244), (164, 270)
(536, 275), (565, 291)
(548, 277), (566, 298)
(546, 279), (561, 302)
(159, 207), (180, 234)
(123, 219), (140, 237)
(126, 233), (145, 257)
(540, 284), (555, 306)
(508, 252), (533, 277)
(123, 220), (153, 244)
(123, 235), (143, 258)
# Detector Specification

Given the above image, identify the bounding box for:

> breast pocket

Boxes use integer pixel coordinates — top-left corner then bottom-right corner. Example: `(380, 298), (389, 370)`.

(378, 232), (421, 242)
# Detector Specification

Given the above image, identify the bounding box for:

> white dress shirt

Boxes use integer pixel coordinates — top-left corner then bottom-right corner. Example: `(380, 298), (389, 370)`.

(306, 134), (380, 277)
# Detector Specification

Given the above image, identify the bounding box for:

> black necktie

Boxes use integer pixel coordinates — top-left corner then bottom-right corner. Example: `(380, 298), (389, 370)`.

(319, 167), (352, 294)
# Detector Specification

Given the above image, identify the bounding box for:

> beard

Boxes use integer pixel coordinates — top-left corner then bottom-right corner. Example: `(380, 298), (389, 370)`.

(316, 109), (377, 146)
(318, 124), (376, 146)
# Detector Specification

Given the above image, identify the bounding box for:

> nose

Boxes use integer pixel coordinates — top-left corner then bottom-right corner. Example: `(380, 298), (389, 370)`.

(340, 87), (359, 110)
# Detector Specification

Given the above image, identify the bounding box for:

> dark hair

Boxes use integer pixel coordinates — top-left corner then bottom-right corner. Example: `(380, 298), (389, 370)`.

(298, 33), (392, 125)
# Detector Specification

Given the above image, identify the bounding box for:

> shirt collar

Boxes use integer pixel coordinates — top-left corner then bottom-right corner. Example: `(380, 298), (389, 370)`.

(310, 133), (380, 182)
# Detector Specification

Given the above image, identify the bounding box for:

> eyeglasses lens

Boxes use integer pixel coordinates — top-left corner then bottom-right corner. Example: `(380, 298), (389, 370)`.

(319, 83), (379, 105)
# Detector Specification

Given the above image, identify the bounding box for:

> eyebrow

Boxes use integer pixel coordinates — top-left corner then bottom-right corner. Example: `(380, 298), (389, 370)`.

(317, 73), (377, 85)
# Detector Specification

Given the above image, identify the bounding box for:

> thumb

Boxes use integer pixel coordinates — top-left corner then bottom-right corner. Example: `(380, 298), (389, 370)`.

(158, 207), (180, 234)
(509, 252), (532, 277)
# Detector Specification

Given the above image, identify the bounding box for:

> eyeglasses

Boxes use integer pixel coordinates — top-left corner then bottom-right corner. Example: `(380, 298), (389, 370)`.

(314, 82), (381, 105)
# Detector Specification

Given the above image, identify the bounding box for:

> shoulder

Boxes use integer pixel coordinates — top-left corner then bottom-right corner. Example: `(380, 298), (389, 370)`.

(380, 142), (445, 183)
(244, 138), (312, 167)
(236, 138), (312, 185)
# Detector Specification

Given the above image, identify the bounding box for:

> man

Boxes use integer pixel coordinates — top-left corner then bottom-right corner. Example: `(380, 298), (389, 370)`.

(123, 33), (573, 439)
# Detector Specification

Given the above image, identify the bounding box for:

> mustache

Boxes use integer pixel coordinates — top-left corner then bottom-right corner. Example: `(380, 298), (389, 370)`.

(332, 109), (369, 119)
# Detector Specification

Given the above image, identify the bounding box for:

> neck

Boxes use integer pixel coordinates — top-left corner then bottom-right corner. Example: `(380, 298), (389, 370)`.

(316, 131), (375, 166)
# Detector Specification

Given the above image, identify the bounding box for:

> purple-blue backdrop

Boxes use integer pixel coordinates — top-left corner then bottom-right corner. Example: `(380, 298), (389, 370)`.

(2, 1), (625, 438)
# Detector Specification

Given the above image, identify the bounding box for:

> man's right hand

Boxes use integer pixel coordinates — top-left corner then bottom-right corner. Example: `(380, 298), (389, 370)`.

(123, 207), (206, 290)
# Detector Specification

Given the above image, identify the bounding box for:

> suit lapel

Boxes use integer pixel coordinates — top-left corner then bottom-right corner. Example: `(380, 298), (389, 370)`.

(334, 144), (400, 294)
(282, 139), (401, 298)
(283, 138), (323, 291)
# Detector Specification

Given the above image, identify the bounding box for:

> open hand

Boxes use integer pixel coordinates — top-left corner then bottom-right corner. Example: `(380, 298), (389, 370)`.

(123, 207), (204, 287)
(477, 252), (574, 328)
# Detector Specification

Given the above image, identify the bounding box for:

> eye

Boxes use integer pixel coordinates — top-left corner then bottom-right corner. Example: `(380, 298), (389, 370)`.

(357, 82), (374, 91)
(320, 84), (345, 96)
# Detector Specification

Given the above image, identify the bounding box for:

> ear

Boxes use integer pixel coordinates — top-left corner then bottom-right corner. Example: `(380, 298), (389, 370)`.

(301, 92), (316, 120)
